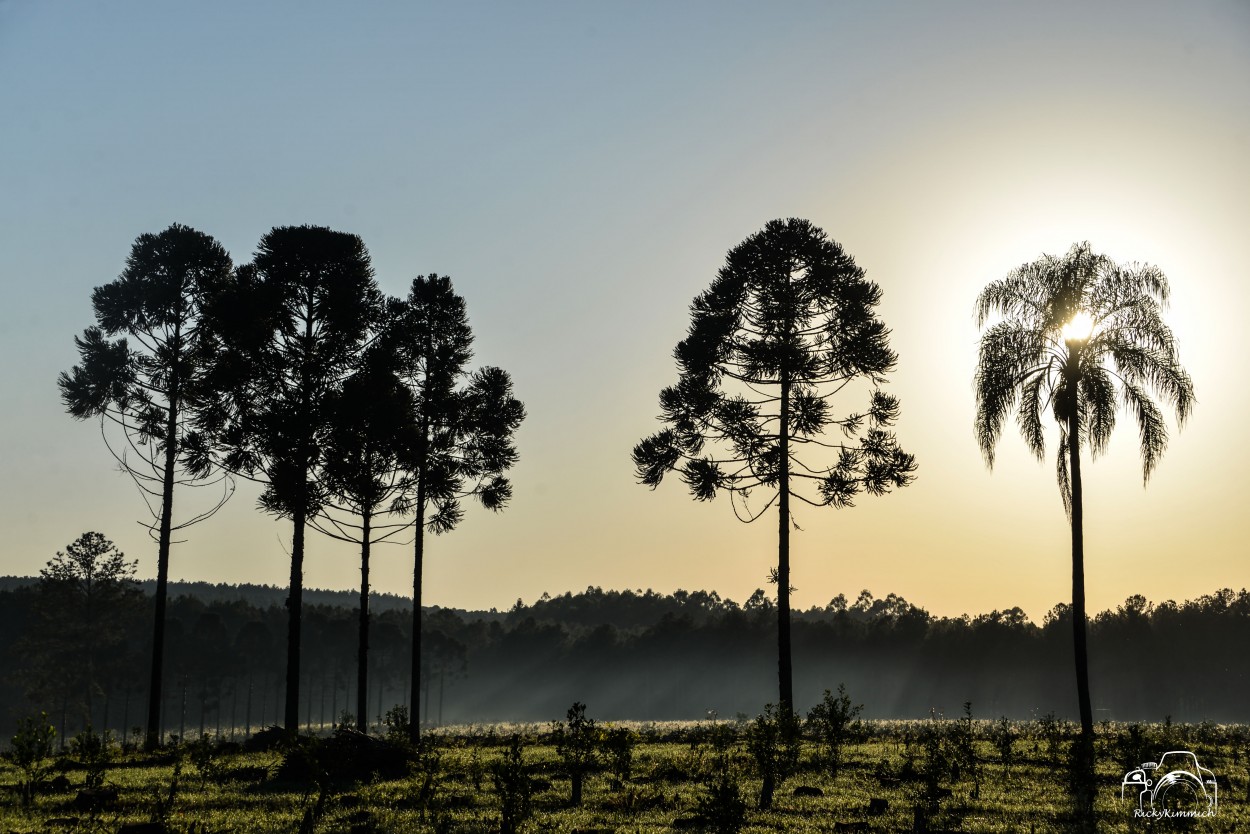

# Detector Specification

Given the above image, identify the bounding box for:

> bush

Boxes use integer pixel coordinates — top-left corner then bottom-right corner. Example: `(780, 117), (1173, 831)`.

(70, 725), (115, 790)
(692, 763), (748, 834)
(991, 715), (1015, 775)
(745, 704), (800, 810)
(7, 713), (57, 807)
(806, 684), (863, 777)
(187, 735), (229, 788)
(382, 704), (411, 744)
(551, 701), (598, 806)
(411, 735), (444, 815)
(491, 734), (533, 834)
(600, 725), (637, 790)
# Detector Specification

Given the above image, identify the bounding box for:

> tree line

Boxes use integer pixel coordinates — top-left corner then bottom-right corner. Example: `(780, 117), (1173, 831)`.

(4, 558), (1245, 744)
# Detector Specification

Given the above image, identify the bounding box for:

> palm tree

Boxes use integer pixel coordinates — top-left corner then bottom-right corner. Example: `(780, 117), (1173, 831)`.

(974, 241), (1194, 745)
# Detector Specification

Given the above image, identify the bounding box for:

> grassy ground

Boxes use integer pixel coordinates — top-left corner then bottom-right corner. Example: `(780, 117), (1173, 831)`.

(0, 718), (1245, 833)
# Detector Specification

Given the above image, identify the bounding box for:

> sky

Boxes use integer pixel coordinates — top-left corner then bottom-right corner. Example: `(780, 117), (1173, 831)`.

(2, 1), (1247, 624)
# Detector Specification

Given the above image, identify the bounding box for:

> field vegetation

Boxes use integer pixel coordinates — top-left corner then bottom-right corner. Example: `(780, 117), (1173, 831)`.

(3, 710), (1246, 833)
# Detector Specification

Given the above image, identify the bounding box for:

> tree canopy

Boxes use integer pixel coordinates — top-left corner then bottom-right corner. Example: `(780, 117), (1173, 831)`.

(58, 222), (235, 748)
(634, 218), (915, 711)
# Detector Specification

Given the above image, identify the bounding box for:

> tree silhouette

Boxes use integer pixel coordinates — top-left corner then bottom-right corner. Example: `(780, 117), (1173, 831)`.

(20, 533), (143, 733)
(312, 348), (415, 733)
(58, 223), (235, 750)
(973, 242), (1194, 773)
(191, 225), (382, 733)
(633, 218), (915, 712)
(387, 274), (524, 743)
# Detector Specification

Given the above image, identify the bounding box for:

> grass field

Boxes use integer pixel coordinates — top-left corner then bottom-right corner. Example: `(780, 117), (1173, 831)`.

(1, 716), (1246, 833)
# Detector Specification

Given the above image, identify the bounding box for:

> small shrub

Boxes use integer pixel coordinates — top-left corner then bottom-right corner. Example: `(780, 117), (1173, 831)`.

(491, 734), (533, 834)
(1034, 711), (1067, 764)
(806, 684), (863, 777)
(600, 725), (637, 790)
(187, 735), (229, 788)
(7, 712), (57, 806)
(1116, 722), (1149, 775)
(71, 726), (116, 790)
(410, 734), (444, 815)
(693, 739), (748, 834)
(149, 756), (184, 825)
(952, 701), (979, 795)
(551, 701), (598, 806)
(745, 704), (800, 810)
(991, 715), (1015, 775)
(382, 705), (411, 744)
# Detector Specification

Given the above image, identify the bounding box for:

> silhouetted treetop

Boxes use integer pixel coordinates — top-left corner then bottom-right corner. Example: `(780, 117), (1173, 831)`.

(634, 217), (915, 711)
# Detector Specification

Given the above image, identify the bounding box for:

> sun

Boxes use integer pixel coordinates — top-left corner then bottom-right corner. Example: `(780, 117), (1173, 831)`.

(1061, 310), (1094, 344)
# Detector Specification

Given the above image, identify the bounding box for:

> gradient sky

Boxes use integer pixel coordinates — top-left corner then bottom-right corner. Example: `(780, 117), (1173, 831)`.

(2, 1), (1247, 623)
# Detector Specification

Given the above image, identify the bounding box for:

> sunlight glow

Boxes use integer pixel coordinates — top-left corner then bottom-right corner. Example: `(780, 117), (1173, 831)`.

(1061, 310), (1094, 344)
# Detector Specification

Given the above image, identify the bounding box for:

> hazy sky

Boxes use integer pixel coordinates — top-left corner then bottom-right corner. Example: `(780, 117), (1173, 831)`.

(2, 1), (1247, 623)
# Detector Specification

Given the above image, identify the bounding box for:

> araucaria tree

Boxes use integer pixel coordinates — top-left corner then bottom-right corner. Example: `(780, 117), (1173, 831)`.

(58, 224), (234, 749)
(633, 218), (915, 712)
(388, 275), (524, 743)
(313, 349), (415, 733)
(20, 533), (143, 735)
(974, 242), (1194, 749)
(192, 226), (382, 733)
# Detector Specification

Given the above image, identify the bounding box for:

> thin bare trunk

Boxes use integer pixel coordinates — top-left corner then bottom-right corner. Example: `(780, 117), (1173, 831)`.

(777, 368), (793, 714)
(409, 416), (428, 746)
(285, 506), (306, 732)
(357, 513), (371, 733)
(146, 387), (179, 750)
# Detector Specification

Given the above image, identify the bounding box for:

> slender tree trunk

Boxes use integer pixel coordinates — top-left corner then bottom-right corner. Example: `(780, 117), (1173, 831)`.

(146, 327), (181, 751)
(1068, 413), (1096, 824)
(146, 399), (179, 750)
(377, 667), (384, 727)
(409, 421), (428, 746)
(285, 506), (306, 733)
(777, 369), (793, 714)
(410, 513), (424, 744)
(357, 513), (371, 733)
(1067, 412), (1093, 739)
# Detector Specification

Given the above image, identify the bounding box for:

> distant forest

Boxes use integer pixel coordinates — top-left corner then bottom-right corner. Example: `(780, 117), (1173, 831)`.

(2, 579), (1246, 743)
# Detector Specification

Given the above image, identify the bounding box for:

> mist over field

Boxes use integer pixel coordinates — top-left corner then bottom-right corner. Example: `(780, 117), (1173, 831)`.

(3, 579), (1245, 743)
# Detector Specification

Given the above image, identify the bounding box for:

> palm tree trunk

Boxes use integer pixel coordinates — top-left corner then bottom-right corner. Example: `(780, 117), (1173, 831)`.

(1067, 414), (1093, 739)
(357, 513), (371, 733)
(777, 369), (793, 714)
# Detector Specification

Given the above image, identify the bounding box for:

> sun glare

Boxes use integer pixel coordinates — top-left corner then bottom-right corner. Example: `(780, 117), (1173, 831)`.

(1061, 310), (1094, 344)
